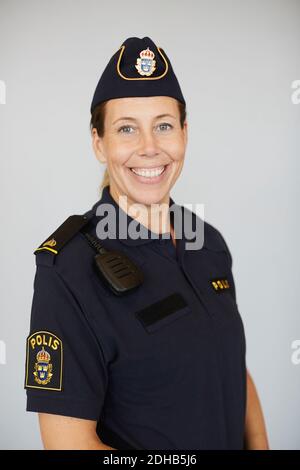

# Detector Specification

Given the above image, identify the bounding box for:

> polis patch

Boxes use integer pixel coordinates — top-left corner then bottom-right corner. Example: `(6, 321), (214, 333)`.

(25, 331), (63, 391)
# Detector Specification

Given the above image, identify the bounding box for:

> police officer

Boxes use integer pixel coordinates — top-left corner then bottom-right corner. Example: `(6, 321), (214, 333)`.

(25, 36), (269, 450)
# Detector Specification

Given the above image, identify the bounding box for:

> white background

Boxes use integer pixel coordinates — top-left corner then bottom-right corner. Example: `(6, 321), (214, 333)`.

(0, 0), (299, 449)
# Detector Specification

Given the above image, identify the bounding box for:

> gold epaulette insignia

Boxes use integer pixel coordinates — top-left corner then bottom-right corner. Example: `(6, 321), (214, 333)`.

(34, 215), (90, 256)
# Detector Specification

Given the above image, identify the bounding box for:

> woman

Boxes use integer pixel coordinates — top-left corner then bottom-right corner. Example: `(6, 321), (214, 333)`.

(25, 36), (269, 450)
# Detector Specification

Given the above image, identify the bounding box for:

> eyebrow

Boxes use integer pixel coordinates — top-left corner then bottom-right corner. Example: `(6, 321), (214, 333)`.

(112, 114), (176, 125)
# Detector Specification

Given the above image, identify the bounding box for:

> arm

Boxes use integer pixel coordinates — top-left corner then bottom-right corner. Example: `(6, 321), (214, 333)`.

(26, 265), (112, 449)
(244, 369), (269, 450)
(38, 413), (117, 450)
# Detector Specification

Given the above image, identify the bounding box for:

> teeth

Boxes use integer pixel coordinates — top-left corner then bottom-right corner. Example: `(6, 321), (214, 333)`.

(131, 166), (165, 178)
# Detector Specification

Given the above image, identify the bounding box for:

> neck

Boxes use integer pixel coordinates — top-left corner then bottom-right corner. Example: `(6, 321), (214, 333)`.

(109, 185), (172, 235)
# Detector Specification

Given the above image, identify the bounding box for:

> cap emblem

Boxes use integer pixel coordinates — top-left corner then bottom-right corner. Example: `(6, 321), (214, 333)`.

(135, 47), (156, 76)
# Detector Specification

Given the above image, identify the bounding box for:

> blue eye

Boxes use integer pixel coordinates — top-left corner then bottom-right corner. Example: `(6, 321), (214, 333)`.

(118, 123), (173, 134)
(158, 123), (173, 131)
(118, 125), (134, 134)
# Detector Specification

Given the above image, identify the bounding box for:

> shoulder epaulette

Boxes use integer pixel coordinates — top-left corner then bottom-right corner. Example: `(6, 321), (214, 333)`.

(34, 214), (91, 256)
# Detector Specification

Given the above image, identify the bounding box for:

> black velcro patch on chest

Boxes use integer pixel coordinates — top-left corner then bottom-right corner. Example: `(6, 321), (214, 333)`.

(135, 292), (188, 327)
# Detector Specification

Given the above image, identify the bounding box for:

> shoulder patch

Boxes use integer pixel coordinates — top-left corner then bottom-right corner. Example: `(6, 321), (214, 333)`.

(34, 215), (91, 256)
(25, 331), (63, 391)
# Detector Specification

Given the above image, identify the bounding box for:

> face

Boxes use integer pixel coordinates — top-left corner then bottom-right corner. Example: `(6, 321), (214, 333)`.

(92, 96), (188, 207)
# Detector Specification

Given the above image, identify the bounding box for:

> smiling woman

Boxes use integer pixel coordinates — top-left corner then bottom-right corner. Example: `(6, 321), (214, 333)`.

(90, 98), (187, 192)
(88, 94), (188, 235)
(25, 35), (269, 451)
(90, 96), (187, 213)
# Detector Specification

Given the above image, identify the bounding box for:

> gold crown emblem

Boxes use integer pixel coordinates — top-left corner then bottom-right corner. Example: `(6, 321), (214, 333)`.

(42, 238), (57, 247)
(36, 347), (51, 363)
(135, 47), (156, 77)
(139, 47), (155, 60)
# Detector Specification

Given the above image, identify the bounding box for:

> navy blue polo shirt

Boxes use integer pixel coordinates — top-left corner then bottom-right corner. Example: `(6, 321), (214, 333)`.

(25, 185), (247, 450)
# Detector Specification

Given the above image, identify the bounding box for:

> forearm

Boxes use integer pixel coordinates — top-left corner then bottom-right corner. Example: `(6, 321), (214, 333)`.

(38, 413), (118, 450)
(86, 437), (117, 450)
(244, 369), (269, 450)
(42, 434), (117, 450)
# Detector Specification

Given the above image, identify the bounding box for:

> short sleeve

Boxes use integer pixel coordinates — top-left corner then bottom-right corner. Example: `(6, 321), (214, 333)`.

(25, 263), (108, 421)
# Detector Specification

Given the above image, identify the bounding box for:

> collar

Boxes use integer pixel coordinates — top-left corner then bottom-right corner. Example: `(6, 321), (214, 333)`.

(88, 185), (179, 247)
(86, 185), (225, 253)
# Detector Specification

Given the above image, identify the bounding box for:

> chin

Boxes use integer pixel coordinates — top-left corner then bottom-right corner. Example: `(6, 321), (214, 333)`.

(128, 187), (169, 207)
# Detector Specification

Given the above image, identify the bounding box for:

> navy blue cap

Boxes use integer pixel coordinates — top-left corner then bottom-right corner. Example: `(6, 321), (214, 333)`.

(90, 36), (186, 114)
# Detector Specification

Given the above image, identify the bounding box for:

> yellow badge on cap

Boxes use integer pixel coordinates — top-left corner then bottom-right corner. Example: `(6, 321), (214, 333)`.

(135, 47), (156, 76)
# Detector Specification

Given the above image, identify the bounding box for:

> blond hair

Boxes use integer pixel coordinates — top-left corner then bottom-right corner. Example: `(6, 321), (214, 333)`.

(99, 167), (110, 194)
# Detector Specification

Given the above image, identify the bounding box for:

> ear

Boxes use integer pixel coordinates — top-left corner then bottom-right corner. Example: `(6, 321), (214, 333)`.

(183, 120), (188, 146)
(91, 128), (107, 164)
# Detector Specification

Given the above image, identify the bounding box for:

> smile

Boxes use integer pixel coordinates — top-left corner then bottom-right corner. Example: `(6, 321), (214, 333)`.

(129, 165), (168, 179)
(131, 166), (165, 177)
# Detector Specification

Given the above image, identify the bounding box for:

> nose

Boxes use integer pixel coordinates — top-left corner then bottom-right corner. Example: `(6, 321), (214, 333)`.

(137, 129), (160, 158)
